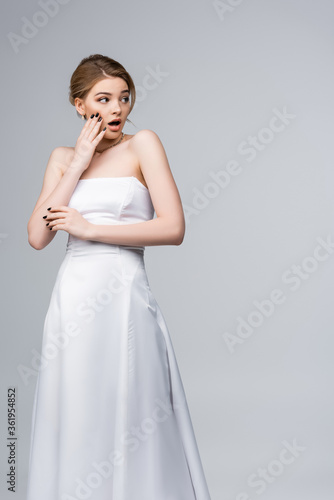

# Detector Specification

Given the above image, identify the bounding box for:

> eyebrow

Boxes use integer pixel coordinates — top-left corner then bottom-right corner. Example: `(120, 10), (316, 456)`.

(94, 90), (129, 96)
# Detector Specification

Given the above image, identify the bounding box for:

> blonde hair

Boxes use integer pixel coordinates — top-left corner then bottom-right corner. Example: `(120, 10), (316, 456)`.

(68, 54), (136, 124)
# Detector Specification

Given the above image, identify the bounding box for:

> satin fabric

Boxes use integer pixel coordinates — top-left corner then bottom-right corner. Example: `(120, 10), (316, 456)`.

(26, 176), (211, 500)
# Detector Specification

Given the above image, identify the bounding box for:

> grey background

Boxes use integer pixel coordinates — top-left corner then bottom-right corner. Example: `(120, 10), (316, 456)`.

(1, 0), (334, 498)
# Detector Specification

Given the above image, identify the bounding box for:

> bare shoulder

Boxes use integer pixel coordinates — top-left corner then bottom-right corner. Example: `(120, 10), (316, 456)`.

(127, 128), (176, 196)
(130, 129), (164, 150)
(129, 130), (167, 173)
(50, 146), (75, 160)
(49, 146), (75, 175)
(29, 146), (75, 217)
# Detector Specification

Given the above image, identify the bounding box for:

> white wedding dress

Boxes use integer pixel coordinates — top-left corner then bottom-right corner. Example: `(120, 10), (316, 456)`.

(26, 175), (211, 500)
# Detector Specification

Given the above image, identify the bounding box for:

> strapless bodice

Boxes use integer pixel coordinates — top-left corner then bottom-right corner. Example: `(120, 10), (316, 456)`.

(65, 176), (155, 255)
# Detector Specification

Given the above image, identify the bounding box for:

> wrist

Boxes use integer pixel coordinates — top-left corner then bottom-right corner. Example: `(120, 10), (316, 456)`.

(84, 222), (96, 241)
(68, 158), (87, 175)
(63, 164), (85, 181)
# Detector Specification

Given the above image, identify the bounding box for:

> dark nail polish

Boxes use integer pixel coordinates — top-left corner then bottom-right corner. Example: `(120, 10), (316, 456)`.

(95, 112), (99, 117)
(49, 227), (52, 230)
(46, 223), (49, 226)
(98, 116), (102, 122)
(103, 127), (106, 131)
(90, 114), (94, 119)
(47, 207), (51, 211)
(43, 215), (47, 219)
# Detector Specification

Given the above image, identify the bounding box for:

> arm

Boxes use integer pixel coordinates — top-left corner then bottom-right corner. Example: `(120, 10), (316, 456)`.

(27, 147), (82, 250)
(85, 130), (186, 246)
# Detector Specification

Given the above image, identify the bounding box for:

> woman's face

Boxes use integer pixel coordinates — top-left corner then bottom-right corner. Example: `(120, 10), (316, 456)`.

(77, 77), (131, 137)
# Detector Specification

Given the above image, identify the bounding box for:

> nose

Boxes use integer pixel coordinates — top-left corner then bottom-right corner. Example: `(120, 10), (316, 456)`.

(110, 99), (121, 114)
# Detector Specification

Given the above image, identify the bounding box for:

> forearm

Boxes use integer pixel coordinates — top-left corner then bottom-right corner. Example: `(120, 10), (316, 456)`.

(27, 166), (82, 250)
(86, 216), (185, 247)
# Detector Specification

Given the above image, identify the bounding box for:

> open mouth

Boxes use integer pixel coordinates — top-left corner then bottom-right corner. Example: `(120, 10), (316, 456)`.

(108, 120), (121, 126)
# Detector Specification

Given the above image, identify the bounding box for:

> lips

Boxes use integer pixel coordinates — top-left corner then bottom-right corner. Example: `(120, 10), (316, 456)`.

(108, 120), (121, 125)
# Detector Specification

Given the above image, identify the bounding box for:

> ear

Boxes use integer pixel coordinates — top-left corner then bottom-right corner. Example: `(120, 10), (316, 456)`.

(74, 97), (86, 118)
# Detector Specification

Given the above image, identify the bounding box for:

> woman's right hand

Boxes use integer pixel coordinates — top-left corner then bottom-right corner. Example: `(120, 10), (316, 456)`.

(70, 113), (107, 172)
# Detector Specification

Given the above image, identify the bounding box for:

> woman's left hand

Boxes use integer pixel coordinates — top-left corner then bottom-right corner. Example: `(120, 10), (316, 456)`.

(44, 206), (91, 240)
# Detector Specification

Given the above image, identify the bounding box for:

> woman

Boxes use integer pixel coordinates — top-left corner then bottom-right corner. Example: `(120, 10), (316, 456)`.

(26, 54), (211, 500)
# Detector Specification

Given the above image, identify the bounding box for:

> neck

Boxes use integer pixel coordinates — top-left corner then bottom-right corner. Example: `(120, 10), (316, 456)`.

(96, 133), (125, 153)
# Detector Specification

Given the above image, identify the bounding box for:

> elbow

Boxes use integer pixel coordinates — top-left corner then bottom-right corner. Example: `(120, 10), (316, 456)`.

(173, 224), (185, 246)
(160, 216), (185, 246)
(28, 235), (44, 250)
(27, 224), (45, 251)
(174, 233), (184, 246)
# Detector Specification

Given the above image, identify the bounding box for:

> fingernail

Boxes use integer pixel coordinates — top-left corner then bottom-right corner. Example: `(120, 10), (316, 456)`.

(103, 127), (106, 131)
(42, 215), (47, 219)
(46, 223), (49, 226)
(47, 207), (51, 211)
(49, 227), (52, 230)
(90, 114), (94, 119)
(95, 112), (99, 117)
(98, 116), (102, 122)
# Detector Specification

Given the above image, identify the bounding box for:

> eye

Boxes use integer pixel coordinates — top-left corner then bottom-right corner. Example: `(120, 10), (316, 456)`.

(98, 96), (130, 104)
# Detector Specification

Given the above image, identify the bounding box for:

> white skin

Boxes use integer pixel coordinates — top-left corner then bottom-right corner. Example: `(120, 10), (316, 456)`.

(27, 76), (185, 249)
